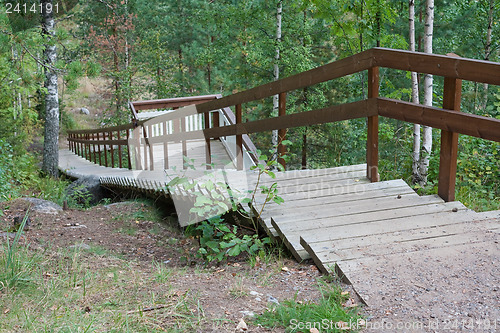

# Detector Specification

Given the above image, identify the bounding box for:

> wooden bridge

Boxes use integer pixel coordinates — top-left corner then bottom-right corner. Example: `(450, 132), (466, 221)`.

(60, 48), (500, 304)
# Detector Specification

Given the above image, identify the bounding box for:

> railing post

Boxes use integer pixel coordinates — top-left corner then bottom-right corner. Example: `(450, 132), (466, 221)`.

(103, 132), (108, 167)
(236, 104), (243, 170)
(132, 126), (142, 170)
(205, 112), (212, 169)
(366, 66), (380, 182)
(92, 132), (97, 163)
(213, 110), (220, 140)
(277, 92), (287, 170)
(438, 74), (462, 202)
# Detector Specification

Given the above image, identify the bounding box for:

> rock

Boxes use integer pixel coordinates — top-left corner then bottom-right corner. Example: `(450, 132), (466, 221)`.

(22, 198), (62, 215)
(80, 107), (90, 115)
(236, 318), (248, 331)
(66, 176), (104, 206)
(249, 291), (262, 296)
(69, 243), (91, 250)
(239, 310), (255, 318)
(267, 295), (279, 305)
(13, 215), (31, 231)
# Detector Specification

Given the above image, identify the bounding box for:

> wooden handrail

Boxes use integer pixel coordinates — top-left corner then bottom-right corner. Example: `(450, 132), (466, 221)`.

(67, 47), (500, 202)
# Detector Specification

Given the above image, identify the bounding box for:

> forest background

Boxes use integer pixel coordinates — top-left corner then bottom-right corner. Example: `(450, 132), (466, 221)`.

(0, 0), (498, 211)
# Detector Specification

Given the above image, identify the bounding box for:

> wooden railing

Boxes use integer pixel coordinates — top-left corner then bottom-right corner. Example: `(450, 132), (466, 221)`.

(67, 123), (137, 169)
(67, 47), (500, 202)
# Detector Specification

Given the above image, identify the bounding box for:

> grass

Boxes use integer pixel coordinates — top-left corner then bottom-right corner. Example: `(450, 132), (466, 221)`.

(254, 281), (364, 332)
(0, 238), (212, 332)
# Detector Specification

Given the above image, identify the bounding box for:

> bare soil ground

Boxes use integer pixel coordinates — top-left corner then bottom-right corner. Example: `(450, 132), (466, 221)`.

(1, 198), (348, 332)
(2, 198), (498, 332)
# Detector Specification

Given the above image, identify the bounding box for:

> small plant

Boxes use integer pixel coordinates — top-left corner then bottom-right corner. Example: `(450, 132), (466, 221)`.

(166, 144), (290, 264)
(67, 183), (93, 208)
(254, 281), (364, 332)
(0, 210), (35, 291)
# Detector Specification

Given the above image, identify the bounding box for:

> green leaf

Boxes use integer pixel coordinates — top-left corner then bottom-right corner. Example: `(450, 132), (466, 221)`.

(228, 245), (241, 256)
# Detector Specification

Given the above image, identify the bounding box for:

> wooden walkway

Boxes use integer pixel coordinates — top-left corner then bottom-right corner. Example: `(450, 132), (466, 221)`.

(59, 149), (500, 305)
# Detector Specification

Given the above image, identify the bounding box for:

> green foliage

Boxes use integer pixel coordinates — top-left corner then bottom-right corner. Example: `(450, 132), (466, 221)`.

(254, 281), (363, 332)
(0, 210), (36, 291)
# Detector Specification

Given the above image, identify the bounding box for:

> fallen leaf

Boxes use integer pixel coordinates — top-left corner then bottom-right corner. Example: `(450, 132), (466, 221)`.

(236, 318), (248, 331)
(310, 328), (320, 333)
(3, 309), (10, 314)
(281, 266), (290, 272)
(341, 291), (350, 297)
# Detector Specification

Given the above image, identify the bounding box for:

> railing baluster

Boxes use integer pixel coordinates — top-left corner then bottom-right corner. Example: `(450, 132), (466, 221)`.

(236, 104), (243, 170)
(213, 110), (220, 140)
(367, 66), (380, 182)
(109, 131), (115, 168)
(181, 117), (187, 169)
(92, 132), (97, 163)
(117, 130), (123, 168)
(205, 112), (212, 169)
(277, 92), (287, 169)
(148, 124), (154, 170)
(97, 132), (102, 166)
(126, 128), (132, 170)
(163, 121), (169, 169)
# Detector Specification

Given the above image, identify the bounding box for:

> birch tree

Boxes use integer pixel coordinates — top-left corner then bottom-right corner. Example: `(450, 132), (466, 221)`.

(409, 0), (421, 183)
(272, 1), (282, 149)
(41, 0), (60, 177)
(482, 0), (494, 111)
(419, 0), (434, 185)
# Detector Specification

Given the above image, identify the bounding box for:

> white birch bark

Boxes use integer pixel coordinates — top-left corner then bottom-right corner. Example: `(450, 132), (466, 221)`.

(271, 1), (282, 149)
(419, 0), (434, 185)
(483, 0), (493, 111)
(409, 0), (421, 183)
(41, 0), (60, 177)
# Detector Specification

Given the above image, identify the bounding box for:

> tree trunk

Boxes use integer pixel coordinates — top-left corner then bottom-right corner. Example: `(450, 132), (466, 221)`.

(41, 0), (60, 177)
(419, 0), (434, 185)
(272, 1), (282, 149)
(409, 0), (421, 183)
(483, 0), (494, 111)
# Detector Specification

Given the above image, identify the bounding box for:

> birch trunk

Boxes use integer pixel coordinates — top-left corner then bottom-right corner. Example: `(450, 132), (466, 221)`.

(419, 0), (434, 185)
(483, 0), (493, 111)
(41, 0), (60, 177)
(409, 0), (421, 183)
(271, 1), (282, 149)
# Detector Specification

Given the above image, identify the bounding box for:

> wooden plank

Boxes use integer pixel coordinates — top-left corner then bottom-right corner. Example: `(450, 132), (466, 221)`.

(131, 94), (218, 111)
(256, 169), (366, 187)
(146, 100), (376, 145)
(303, 211), (481, 254)
(306, 220), (496, 268)
(197, 50), (375, 113)
(260, 183), (414, 213)
(377, 97), (500, 142)
(372, 47), (500, 85)
(268, 194), (444, 225)
(273, 200), (467, 239)
(257, 164), (366, 182)
(256, 179), (407, 205)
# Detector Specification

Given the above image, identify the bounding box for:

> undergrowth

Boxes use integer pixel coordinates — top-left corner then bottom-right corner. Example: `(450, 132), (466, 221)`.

(254, 281), (363, 332)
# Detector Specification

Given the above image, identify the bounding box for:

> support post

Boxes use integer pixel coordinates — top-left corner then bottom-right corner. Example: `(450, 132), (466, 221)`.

(97, 132), (102, 166)
(236, 104), (243, 170)
(117, 130), (122, 168)
(126, 128), (132, 170)
(163, 121), (169, 169)
(277, 92), (287, 169)
(213, 110), (220, 140)
(109, 131), (115, 168)
(438, 75), (462, 202)
(367, 67), (380, 182)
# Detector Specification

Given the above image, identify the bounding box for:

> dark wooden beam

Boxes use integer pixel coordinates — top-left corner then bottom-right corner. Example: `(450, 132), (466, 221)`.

(367, 67), (380, 182)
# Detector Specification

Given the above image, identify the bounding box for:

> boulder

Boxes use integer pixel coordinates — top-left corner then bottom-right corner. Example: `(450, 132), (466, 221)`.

(66, 176), (104, 206)
(80, 107), (90, 115)
(22, 197), (62, 215)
